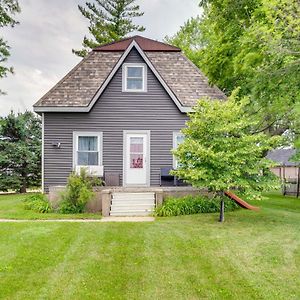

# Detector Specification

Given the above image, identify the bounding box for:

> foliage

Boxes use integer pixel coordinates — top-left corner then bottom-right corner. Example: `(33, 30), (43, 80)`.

(155, 194), (238, 217)
(59, 169), (96, 213)
(165, 16), (203, 67)
(0, 193), (102, 219)
(168, 0), (300, 137)
(0, 192), (299, 299)
(0, 111), (41, 193)
(0, 0), (20, 93)
(73, 0), (145, 57)
(23, 193), (52, 213)
(172, 95), (282, 198)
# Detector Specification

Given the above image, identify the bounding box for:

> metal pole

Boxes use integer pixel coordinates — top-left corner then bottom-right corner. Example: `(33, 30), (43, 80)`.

(297, 166), (300, 198)
(219, 197), (225, 222)
(283, 164), (286, 196)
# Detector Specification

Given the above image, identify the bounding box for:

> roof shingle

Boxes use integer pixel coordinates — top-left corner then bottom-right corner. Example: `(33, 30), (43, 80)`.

(34, 36), (226, 109)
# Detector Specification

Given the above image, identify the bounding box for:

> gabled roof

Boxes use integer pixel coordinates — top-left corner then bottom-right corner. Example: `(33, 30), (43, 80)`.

(267, 148), (298, 167)
(34, 35), (226, 113)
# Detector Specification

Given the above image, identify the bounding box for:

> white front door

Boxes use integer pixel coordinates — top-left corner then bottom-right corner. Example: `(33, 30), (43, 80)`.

(123, 131), (150, 186)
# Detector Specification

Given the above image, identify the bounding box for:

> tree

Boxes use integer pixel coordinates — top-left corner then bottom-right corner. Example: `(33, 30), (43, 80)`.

(73, 0), (145, 57)
(168, 0), (300, 137)
(172, 94), (282, 214)
(165, 16), (203, 68)
(0, 0), (20, 93)
(0, 111), (41, 193)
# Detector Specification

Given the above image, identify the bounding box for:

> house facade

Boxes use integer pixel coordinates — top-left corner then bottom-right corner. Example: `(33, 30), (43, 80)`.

(34, 36), (225, 193)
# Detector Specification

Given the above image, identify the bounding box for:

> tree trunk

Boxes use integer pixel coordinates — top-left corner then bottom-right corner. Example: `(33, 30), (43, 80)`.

(219, 197), (225, 223)
(19, 179), (27, 193)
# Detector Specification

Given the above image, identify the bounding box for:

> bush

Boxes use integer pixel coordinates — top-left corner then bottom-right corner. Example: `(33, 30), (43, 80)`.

(23, 193), (52, 213)
(58, 169), (95, 214)
(155, 195), (239, 217)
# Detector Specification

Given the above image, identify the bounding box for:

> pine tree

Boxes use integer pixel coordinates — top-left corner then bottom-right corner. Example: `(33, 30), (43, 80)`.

(0, 0), (20, 94)
(0, 111), (41, 193)
(73, 0), (145, 57)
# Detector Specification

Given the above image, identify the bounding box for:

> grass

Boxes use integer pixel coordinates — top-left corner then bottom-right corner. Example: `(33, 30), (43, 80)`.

(0, 192), (299, 299)
(0, 193), (101, 219)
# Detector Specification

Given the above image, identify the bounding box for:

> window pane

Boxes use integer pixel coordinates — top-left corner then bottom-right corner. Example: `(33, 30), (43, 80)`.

(127, 66), (143, 77)
(78, 136), (98, 151)
(78, 152), (88, 165)
(88, 152), (98, 165)
(130, 137), (143, 153)
(127, 78), (143, 90)
(78, 152), (98, 166)
(176, 135), (185, 147)
(130, 154), (143, 168)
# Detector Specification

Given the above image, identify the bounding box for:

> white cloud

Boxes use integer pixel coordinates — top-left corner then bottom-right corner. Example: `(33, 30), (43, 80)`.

(0, 0), (200, 116)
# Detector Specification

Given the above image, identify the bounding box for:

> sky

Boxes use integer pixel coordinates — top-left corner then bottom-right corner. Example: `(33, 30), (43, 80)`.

(0, 0), (200, 116)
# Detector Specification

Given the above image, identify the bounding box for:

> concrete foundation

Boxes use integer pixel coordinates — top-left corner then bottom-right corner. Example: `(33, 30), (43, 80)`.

(48, 186), (203, 216)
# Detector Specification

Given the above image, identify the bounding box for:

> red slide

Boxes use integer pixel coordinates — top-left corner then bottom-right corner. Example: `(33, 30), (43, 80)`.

(224, 191), (260, 211)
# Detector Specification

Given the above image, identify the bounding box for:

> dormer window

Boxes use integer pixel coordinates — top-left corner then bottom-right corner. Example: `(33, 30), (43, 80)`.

(122, 63), (147, 92)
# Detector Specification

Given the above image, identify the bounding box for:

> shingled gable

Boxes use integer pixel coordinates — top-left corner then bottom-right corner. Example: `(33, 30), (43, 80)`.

(33, 36), (225, 113)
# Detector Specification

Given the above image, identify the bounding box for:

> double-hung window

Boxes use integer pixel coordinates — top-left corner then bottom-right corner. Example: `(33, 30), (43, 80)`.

(122, 63), (147, 92)
(73, 132), (102, 167)
(173, 132), (185, 169)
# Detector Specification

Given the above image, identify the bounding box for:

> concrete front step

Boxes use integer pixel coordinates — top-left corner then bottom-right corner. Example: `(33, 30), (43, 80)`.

(112, 200), (154, 206)
(110, 211), (153, 217)
(111, 204), (154, 209)
(112, 192), (155, 200)
(110, 192), (155, 216)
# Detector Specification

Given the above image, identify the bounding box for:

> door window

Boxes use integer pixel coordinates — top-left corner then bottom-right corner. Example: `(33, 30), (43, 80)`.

(130, 137), (143, 168)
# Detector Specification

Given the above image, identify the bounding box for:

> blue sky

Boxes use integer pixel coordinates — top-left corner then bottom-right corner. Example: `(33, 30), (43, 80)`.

(0, 0), (200, 116)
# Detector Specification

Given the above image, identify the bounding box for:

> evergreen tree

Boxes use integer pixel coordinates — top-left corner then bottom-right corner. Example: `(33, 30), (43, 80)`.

(73, 0), (145, 57)
(0, 111), (41, 193)
(0, 0), (20, 93)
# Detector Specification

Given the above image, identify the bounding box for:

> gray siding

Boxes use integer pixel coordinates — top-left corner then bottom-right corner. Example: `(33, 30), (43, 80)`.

(44, 49), (188, 191)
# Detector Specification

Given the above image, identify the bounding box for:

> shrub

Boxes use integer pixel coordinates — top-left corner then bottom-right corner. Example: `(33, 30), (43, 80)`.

(155, 195), (239, 217)
(58, 169), (95, 214)
(23, 193), (52, 213)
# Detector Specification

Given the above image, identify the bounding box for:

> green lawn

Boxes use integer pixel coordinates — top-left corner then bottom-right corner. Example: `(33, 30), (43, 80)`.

(0, 193), (299, 299)
(0, 193), (101, 219)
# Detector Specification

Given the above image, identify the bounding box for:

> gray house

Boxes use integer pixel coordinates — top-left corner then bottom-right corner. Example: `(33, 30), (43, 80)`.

(34, 36), (225, 194)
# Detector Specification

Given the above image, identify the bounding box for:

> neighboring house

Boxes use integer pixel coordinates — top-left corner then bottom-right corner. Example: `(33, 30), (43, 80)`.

(34, 36), (225, 193)
(267, 148), (298, 180)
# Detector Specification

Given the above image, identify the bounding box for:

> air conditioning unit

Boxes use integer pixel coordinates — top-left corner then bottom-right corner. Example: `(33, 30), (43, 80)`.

(75, 165), (104, 177)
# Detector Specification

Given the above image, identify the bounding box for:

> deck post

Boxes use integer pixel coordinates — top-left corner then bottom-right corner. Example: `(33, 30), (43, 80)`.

(219, 194), (225, 222)
(155, 189), (164, 207)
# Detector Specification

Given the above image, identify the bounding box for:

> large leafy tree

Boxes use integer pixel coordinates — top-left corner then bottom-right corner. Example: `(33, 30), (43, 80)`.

(73, 0), (145, 57)
(0, 0), (20, 93)
(168, 0), (300, 137)
(165, 16), (203, 68)
(172, 95), (281, 201)
(0, 111), (41, 193)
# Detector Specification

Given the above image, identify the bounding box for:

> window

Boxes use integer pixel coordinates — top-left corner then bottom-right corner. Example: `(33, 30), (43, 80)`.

(173, 132), (185, 169)
(123, 63), (147, 92)
(73, 132), (102, 167)
(130, 137), (144, 169)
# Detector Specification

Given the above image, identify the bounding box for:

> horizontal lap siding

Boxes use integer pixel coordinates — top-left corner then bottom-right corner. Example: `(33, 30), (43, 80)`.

(44, 49), (188, 191)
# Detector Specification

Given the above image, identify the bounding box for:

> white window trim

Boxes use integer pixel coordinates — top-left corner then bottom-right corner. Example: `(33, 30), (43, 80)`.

(73, 132), (103, 168)
(122, 63), (147, 92)
(173, 132), (184, 169)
